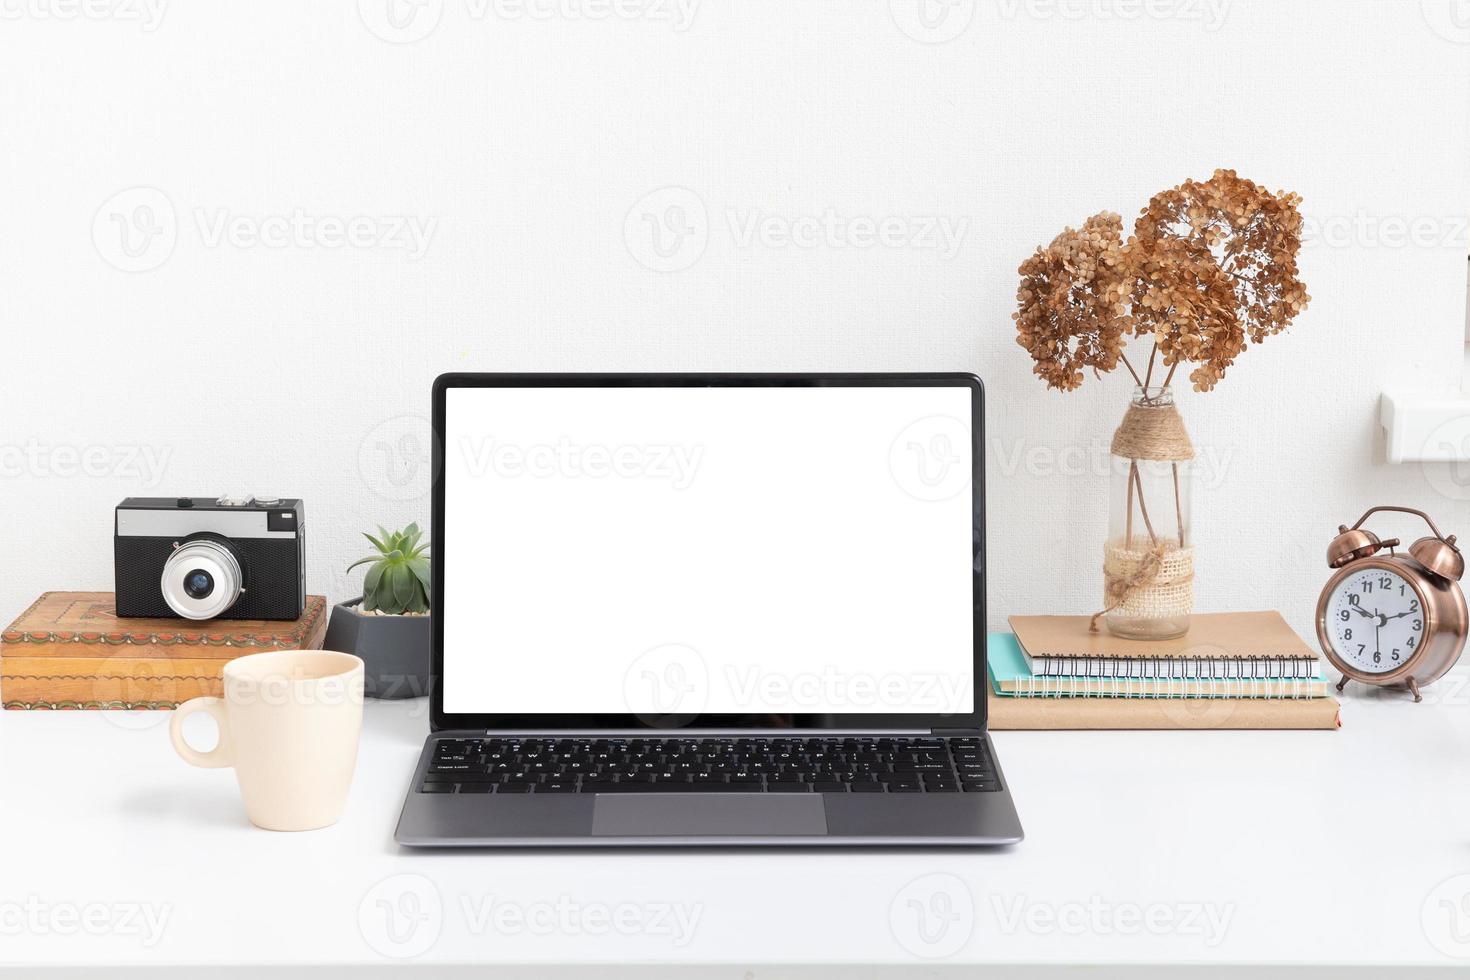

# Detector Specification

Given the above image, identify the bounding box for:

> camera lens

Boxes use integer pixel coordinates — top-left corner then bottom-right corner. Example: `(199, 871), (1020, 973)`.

(184, 569), (214, 599)
(161, 539), (244, 620)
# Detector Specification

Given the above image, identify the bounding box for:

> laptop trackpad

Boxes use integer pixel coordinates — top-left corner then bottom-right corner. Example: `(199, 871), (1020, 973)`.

(592, 795), (828, 837)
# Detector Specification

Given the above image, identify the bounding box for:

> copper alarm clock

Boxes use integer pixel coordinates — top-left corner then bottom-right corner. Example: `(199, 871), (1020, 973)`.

(1315, 506), (1468, 701)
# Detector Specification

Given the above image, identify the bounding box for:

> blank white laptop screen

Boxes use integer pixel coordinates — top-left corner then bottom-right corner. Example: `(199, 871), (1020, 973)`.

(441, 385), (976, 716)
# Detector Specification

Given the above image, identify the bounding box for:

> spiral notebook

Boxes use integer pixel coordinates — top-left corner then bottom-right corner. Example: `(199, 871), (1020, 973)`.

(985, 683), (1341, 730)
(988, 632), (1329, 699)
(1010, 611), (1323, 681)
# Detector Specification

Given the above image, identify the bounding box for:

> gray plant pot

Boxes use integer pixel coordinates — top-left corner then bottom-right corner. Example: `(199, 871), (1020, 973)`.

(323, 598), (432, 700)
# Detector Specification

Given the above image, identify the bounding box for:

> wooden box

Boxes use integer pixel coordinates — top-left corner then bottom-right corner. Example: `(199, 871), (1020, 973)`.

(1, 592), (328, 709)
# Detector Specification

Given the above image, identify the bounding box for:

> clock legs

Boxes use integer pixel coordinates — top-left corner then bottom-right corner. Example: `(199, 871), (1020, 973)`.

(1333, 673), (1426, 702)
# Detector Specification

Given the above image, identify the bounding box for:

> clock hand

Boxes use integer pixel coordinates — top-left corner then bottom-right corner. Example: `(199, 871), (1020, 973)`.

(1351, 607), (1374, 618)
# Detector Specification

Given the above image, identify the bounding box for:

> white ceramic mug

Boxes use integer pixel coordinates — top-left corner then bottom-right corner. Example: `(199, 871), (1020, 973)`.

(169, 650), (365, 831)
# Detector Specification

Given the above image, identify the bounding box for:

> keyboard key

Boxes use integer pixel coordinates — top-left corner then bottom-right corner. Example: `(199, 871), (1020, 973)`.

(809, 781), (847, 793)
(848, 782), (885, 792)
(421, 783), (456, 793)
(455, 771), (498, 783)
(458, 783), (494, 794)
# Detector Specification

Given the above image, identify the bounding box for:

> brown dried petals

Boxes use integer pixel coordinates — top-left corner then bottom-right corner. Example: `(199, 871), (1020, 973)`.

(1013, 212), (1133, 391)
(1131, 169), (1310, 391)
(1016, 170), (1310, 393)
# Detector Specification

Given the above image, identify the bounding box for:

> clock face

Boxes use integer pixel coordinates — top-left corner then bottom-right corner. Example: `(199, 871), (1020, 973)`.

(1326, 566), (1426, 675)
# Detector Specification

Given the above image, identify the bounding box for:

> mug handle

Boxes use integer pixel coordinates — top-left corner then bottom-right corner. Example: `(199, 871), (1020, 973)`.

(169, 697), (233, 769)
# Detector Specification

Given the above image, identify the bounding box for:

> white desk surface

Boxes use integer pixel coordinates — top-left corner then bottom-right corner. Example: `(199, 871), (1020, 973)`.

(3, 679), (1469, 976)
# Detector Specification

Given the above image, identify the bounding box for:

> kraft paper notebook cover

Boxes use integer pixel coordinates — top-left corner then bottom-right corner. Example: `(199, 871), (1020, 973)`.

(985, 686), (1342, 730)
(1010, 611), (1322, 679)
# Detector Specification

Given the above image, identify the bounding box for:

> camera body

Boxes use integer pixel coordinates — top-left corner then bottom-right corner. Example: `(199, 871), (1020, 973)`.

(114, 496), (306, 621)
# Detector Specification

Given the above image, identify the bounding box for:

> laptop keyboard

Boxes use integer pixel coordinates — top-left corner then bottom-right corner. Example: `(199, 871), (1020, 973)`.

(419, 736), (1001, 794)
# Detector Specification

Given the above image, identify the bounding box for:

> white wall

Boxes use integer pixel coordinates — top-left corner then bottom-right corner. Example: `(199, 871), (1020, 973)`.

(2, 0), (1467, 641)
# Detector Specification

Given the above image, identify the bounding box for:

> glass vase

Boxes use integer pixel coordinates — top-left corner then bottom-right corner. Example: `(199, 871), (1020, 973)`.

(1103, 386), (1194, 640)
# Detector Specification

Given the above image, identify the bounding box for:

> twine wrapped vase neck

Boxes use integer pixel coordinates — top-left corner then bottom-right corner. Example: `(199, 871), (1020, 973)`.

(1109, 398), (1195, 463)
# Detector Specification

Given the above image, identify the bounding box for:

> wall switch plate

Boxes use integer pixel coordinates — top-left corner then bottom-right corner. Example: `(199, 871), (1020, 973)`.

(1382, 379), (1470, 463)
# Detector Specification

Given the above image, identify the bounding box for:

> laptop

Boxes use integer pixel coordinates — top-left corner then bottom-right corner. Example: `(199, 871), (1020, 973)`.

(394, 373), (1024, 846)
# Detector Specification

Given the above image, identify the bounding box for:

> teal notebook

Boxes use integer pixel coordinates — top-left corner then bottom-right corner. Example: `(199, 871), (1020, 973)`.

(987, 633), (1329, 699)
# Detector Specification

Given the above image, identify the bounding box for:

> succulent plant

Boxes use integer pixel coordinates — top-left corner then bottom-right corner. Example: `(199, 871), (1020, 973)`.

(347, 523), (431, 615)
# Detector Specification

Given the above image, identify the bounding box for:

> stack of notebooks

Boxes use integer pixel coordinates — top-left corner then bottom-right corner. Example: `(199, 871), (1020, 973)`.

(988, 612), (1340, 730)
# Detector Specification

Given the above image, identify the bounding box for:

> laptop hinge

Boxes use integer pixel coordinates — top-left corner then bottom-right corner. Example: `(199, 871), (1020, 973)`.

(930, 727), (985, 735)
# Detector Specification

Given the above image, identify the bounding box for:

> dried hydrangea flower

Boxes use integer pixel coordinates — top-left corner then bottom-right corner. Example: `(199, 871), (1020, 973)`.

(1131, 169), (1310, 391)
(1013, 212), (1134, 391)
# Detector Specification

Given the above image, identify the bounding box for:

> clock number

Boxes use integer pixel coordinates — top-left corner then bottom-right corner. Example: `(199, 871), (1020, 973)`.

(1373, 651), (1382, 665)
(1339, 610), (1350, 622)
(1348, 593), (1361, 606)
(1392, 648), (1401, 662)
(1413, 619), (1423, 632)
(1410, 599), (1420, 613)
(1363, 581), (1374, 594)
(1343, 628), (1353, 640)
(1379, 576), (1393, 589)
(1357, 644), (1366, 655)
(1408, 635), (1417, 650)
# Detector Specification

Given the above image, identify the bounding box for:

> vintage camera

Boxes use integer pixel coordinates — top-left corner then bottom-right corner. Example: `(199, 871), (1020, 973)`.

(114, 496), (305, 621)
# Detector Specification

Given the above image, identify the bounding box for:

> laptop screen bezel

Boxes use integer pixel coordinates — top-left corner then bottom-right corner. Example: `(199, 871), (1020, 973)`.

(429, 372), (986, 733)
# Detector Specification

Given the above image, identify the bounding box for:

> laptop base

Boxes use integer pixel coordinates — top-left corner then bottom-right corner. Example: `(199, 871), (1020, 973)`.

(395, 733), (1024, 847)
